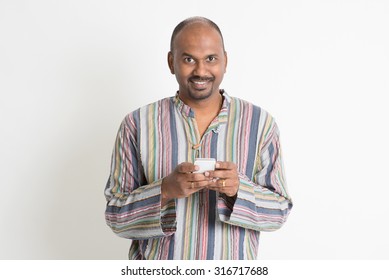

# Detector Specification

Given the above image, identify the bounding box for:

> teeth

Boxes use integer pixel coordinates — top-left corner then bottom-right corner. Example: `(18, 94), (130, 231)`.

(194, 81), (206, 84)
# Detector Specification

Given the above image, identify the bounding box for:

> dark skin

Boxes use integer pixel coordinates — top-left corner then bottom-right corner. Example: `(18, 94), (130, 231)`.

(161, 22), (239, 206)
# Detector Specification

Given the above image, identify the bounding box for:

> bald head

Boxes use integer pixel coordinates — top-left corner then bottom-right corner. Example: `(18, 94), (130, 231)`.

(170, 17), (225, 52)
(167, 16), (227, 105)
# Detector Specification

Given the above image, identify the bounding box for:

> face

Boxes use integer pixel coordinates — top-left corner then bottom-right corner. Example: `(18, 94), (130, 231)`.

(168, 23), (227, 103)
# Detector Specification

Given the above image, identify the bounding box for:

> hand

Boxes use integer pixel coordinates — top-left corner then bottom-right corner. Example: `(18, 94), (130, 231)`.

(161, 162), (211, 206)
(206, 161), (239, 197)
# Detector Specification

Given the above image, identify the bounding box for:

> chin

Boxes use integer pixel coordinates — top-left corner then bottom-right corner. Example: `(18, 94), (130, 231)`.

(190, 92), (212, 100)
(188, 88), (215, 101)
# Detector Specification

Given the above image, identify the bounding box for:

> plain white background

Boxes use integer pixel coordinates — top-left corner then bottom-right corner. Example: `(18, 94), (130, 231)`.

(1, 0), (388, 259)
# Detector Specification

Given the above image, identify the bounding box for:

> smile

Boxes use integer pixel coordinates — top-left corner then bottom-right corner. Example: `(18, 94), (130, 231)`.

(190, 80), (212, 90)
(193, 81), (207, 85)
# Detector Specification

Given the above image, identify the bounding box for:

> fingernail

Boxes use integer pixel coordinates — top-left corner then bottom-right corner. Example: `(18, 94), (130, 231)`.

(215, 163), (220, 168)
(204, 171), (209, 177)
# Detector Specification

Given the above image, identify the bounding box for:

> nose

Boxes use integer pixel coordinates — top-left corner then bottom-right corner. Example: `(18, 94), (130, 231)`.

(193, 61), (207, 77)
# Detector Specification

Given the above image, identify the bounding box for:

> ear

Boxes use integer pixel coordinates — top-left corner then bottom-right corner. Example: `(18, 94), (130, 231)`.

(167, 51), (175, 74)
(223, 51), (228, 73)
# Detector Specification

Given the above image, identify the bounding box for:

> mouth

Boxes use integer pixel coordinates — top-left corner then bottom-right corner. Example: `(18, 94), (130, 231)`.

(189, 77), (214, 90)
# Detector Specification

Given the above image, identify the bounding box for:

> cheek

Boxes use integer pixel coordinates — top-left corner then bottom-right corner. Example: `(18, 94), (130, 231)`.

(214, 67), (225, 80)
(175, 64), (192, 78)
(174, 72), (190, 86)
(175, 72), (187, 82)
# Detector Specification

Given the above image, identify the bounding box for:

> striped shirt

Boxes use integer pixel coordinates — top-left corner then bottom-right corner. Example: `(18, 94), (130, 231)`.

(105, 91), (292, 260)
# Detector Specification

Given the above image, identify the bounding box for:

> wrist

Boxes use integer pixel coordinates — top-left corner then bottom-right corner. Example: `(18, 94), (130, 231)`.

(161, 178), (170, 207)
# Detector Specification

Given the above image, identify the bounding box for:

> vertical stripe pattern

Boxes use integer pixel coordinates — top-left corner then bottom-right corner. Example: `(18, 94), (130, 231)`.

(105, 91), (292, 259)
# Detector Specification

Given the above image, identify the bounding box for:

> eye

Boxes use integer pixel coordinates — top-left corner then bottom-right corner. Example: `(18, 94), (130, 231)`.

(206, 56), (217, 62)
(184, 57), (194, 63)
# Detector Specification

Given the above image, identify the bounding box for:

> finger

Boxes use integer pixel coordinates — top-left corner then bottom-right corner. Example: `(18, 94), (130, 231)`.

(220, 178), (227, 188)
(215, 161), (237, 170)
(208, 170), (230, 179)
(208, 178), (236, 190)
(207, 178), (227, 188)
(207, 179), (238, 197)
(187, 172), (212, 182)
(207, 169), (236, 179)
(176, 162), (198, 173)
(188, 180), (209, 190)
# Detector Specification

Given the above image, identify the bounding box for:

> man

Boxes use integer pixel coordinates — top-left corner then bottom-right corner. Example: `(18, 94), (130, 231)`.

(105, 16), (292, 260)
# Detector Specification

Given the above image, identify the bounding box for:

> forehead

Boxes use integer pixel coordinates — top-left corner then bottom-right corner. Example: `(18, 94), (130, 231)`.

(172, 23), (224, 55)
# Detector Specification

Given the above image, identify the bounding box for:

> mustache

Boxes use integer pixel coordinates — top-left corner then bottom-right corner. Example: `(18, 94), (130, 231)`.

(189, 76), (215, 82)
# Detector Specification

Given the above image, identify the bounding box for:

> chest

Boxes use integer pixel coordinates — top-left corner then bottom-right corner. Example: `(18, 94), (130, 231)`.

(195, 116), (216, 139)
(138, 111), (260, 185)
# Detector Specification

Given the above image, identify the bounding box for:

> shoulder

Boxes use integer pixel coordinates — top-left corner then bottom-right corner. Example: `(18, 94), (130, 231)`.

(226, 94), (280, 145)
(227, 94), (275, 123)
(122, 96), (174, 127)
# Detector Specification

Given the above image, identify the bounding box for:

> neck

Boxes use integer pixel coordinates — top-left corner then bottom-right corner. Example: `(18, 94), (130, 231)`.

(179, 90), (223, 114)
(182, 92), (223, 138)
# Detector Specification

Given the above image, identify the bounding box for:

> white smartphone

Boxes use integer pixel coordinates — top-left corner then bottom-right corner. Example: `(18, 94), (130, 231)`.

(194, 158), (216, 173)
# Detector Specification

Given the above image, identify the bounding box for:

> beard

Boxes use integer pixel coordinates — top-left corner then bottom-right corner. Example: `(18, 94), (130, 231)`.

(186, 76), (215, 100)
(187, 86), (214, 100)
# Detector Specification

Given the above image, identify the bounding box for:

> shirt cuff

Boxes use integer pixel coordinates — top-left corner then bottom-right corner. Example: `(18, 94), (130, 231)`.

(160, 198), (177, 235)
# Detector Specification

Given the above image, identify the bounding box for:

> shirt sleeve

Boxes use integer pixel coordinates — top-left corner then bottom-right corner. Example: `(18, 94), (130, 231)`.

(104, 114), (176, 239)
(217, 119), (293, 232)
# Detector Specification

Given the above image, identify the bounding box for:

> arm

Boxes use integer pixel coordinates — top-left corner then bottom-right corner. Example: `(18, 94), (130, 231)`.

(104, 114), (176, 239)
(216, 120), (293, 232)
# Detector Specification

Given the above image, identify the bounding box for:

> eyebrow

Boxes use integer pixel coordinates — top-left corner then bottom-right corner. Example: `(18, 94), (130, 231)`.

(181, 52), (219, 58)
